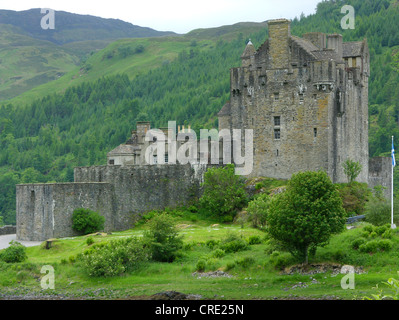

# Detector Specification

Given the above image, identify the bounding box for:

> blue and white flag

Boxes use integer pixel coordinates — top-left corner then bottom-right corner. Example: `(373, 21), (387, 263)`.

(392, 138), (396, 167)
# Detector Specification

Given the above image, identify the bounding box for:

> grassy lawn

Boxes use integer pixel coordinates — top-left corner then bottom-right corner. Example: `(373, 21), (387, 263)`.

(1, 216), (398, 300)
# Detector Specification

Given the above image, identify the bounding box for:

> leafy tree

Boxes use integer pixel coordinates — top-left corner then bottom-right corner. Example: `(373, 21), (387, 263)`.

(199, 164), (248, 222)
(143, 213), (183, 262)
(246, 193), (270, 228)
(342, 159), (363, 184)
(267, 171), (346, 264)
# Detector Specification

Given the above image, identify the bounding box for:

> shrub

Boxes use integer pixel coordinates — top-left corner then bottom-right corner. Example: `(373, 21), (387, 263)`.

(219, 232), (248, 253)
(143, 213), (183, 262)
(235, 256), (255, 268)
(0, 241), (27, 263)
(336, 182), (370, 216)
(196, 259), (206, 272)
(248, 235), (262, 245)
(270, 252), (297, 270)
(71, 208), (105, 235)
(365, 197), (399, 226)
(86, 237), (95, 246)
(359, 239), (393, 254)
(81, 237), (150, 277)
(351, 238), (366, 250)
(211, 248), (225, 258)
(205, 239), (220, 249)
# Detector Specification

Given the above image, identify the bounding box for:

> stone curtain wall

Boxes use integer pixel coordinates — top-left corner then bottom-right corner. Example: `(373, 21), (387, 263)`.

(74, 164), (208, 231)
(16, 182), (115, 241)
(17, 164), (208, 241)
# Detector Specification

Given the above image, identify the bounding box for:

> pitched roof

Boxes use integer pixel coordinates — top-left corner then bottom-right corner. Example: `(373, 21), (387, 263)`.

(218, 101), (231, 116)
(342, 41), (364, 57)
(107, 144), (140, 156)
(241, 40), (256, 58)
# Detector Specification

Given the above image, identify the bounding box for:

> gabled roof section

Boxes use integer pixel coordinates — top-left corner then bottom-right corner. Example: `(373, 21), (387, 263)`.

(107, 144), (139, 156)
(218, 101), (231, 117)
(290, 35), (318, 58)
(241, 39), (256, 59)
(342, 41), (364, 58)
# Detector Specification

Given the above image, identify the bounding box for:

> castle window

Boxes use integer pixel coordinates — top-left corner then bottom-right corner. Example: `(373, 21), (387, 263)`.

(109, 159), (115, 165)
(313, 94), (317, 100)
(164, 153), (169, 163)
(274, 93), (279, 101)
(274, 129), (281, 140)
(299, 94), (304, 102)
(274, 116), (280, 126)
(153, 155), (158, 164)
(276, 149), (279, 157)
(314, 128), (317, 138)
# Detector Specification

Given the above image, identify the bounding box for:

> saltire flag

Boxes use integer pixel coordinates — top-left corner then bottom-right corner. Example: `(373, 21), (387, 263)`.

(393, 138), (396, 167)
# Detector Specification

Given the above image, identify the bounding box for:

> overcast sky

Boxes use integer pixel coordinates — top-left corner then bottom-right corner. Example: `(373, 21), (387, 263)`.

(0, 0), (321, 34)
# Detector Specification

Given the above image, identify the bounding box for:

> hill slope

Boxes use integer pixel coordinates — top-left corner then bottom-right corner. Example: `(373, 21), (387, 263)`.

(0, 8), (176, 101)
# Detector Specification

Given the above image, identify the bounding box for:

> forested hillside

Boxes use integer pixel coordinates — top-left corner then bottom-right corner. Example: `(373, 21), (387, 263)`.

(0, 0), (398, 225)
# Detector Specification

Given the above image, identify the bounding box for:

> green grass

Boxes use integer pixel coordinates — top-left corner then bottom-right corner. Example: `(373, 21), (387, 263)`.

(1, 217), (399, 300)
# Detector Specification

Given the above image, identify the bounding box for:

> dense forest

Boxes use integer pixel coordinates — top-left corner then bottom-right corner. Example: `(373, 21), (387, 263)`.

(0, 0), (398, 225)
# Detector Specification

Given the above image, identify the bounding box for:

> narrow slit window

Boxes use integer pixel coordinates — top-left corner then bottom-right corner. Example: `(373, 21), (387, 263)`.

(274, 129), (281, 140)
(314, 128), (317, 138)
(274, 93), (279, 101)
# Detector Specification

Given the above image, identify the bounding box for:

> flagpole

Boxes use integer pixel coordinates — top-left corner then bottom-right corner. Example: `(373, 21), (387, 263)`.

(392, 136), (396, 229)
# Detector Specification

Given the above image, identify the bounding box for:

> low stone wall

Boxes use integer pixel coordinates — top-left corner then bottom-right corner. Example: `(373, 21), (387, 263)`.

(0, 225), (16, 236)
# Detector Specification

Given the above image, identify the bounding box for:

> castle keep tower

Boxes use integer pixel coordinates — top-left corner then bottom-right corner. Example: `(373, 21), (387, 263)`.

(218, 19), (370, 183)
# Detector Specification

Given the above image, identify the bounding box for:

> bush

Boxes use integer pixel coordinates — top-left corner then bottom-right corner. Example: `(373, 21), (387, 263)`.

(205, 239), (220, 249)
(196, 259), (206, 272)
(235, 256), (255, 268)
(143, 213), (183, 262)
(86, 237), (95, 246)
(351, 238), (366, 250)
(359, 239), (393, 254)
(81, 237), (150, 277)
(365, 197), (399, 226)
(211, 248), (225, 258)
(0, 241), (27, 263)
(336, 182), (370, 216)
(72, 208), (105, 235)
(248, 235), (262, 245)
(270, 252), (297, 270)
(218, 232), (248, 253)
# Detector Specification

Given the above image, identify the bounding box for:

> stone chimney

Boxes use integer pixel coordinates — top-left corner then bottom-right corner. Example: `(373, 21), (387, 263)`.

(267, 19), (291, 69)
(327, 34), (343, 58)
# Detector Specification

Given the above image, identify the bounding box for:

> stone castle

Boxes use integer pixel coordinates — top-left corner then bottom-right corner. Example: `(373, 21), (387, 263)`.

(16, 19), (391, 241)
